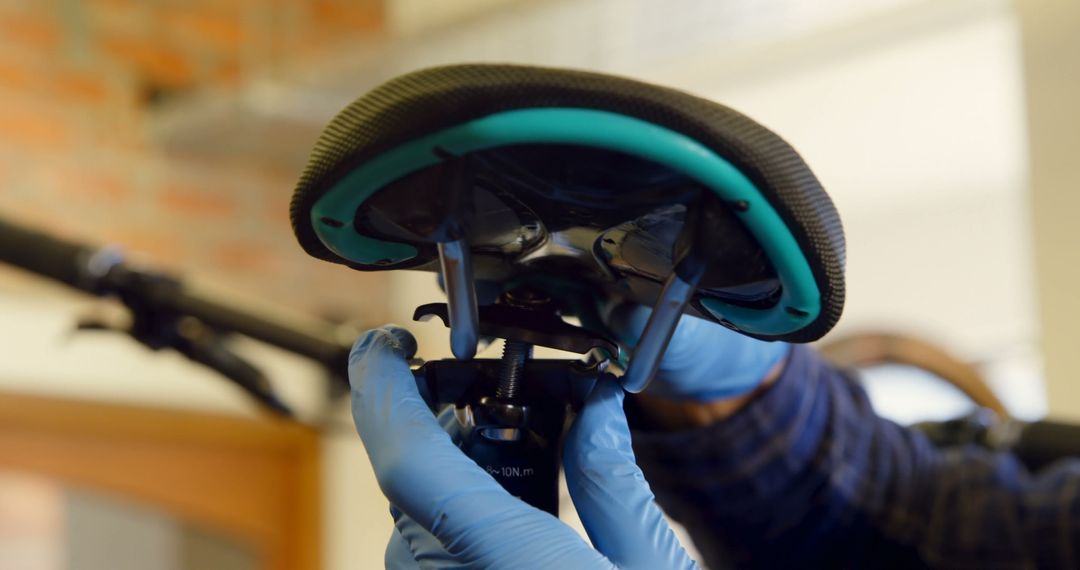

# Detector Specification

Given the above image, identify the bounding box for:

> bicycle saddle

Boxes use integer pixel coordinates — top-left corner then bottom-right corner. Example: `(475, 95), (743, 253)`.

(291, 64), (845, 391)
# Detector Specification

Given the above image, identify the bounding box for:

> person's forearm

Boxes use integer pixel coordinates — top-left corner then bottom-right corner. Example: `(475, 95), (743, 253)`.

(628, 346), (1080, 568)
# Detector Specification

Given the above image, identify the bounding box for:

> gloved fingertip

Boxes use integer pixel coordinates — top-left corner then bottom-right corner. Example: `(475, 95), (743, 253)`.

(564, 374), (695, 568)
(578, 374), (627, 429)
(564, 374), (632, 475)
(350, 325), (418, 366)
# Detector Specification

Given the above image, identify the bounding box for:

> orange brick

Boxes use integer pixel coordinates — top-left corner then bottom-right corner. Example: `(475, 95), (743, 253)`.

(214, 58), (243, 86)
(312, 0), (384, 31)
(164, 10), (248, 51)
(159, 183), (236, 218)
(0, 60), (33, 90)
(87, 0), (138, 11)
(0, 110), (69, 149)
(61, 169), (131, 203)
(263, 206), (294, 234)
(211, 240), (281, 274)
(100, 36), (193, 87)
(0, 61), (108, 105)
(285, 30), (334, 61)
(50, 71), (109, 104)
(0, 13), (61, 51)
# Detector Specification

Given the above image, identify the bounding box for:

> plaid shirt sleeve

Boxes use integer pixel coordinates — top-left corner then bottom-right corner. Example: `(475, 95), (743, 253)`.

(629, 345), (1080, 569)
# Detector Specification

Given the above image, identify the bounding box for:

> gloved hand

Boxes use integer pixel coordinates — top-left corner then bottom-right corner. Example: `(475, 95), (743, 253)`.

(349, 326), (697, 570)
(603, 305), (790, 401)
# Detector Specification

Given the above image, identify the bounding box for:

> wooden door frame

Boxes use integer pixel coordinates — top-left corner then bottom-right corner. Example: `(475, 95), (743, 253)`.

(0, 390), (320, 570)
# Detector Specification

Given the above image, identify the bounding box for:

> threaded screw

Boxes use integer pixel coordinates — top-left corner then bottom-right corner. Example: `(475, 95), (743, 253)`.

(497, 340), (531, 400)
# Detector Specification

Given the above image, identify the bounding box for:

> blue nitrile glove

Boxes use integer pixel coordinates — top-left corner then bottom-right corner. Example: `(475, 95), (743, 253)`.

(349, 326), (697, 570)
(603, 305), (790, 401)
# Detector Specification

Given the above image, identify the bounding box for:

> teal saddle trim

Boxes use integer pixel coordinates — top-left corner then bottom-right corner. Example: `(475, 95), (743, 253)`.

(311, 108), (819, 335)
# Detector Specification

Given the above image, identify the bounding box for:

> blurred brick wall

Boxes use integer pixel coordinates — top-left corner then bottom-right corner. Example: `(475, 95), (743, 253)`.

(0, 0), (392, 322)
